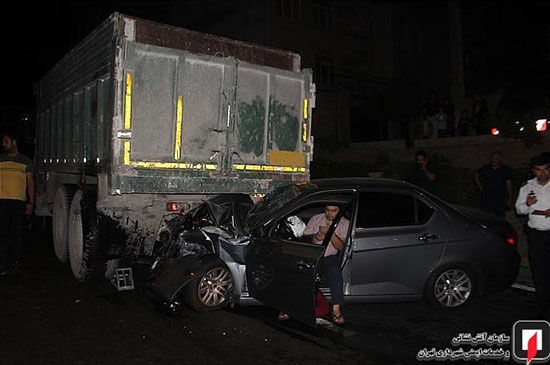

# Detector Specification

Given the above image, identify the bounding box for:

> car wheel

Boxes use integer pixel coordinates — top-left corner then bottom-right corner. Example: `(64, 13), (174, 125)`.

(183, 258), (233, 312)
(68, 188), (104, 282)
(425, 265), (475, 309)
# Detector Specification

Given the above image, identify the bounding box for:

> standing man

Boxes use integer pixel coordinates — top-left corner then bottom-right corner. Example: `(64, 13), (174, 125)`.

(474, 151), (513, 218)
(516, 154), (550, 319)
(0, 130), (35, 275)
(407, 150), (437, 194)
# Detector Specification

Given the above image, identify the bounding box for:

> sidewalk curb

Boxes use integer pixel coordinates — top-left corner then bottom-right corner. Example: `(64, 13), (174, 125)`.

(512, 283), (535, 293)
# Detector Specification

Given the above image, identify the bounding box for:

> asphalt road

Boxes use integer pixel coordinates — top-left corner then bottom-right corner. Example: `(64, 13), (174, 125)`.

(0, 230), (537, 364)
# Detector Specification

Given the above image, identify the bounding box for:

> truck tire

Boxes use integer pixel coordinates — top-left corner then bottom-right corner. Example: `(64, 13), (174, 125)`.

(68, 188), (104, 282)
(183, 257), (234, 312)
(52, 185), (77, 263)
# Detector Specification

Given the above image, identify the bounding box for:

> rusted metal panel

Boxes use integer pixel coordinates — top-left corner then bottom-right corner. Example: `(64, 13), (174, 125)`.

(111, 173), (291, 195)
(130, 16), (300, 73)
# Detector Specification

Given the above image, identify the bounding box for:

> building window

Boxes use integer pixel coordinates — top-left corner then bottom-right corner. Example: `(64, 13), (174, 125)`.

(276, 0), (302, 19)
(313, 0), (334, 29)
(314, 55), (335, 86)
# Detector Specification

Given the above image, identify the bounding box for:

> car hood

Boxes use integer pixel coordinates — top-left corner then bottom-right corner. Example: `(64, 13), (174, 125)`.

(189, 194), (255, 237)
(181, 182), (316, 236)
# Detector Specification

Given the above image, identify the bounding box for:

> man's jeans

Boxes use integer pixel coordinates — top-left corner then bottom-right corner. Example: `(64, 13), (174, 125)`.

(0, 199), (26, 267)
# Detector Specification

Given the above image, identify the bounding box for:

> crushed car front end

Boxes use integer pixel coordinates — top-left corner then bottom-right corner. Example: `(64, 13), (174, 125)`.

(146, 194), (255, 312)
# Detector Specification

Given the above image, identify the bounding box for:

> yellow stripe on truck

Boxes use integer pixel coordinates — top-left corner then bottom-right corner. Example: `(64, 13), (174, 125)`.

(233, 164), (306, 173)
(123, 141), (131, 165)
(123, 73), (132, 165)
(129, 161), (218, 170)
(124, 72), (132, 130)
(174, 95), (183, 160)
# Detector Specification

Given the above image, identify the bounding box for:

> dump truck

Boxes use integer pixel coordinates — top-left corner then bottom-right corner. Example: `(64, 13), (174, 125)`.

(34, 13), (315, 282)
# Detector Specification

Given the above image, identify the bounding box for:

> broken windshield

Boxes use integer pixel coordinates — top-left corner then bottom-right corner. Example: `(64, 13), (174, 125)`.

(246, 182), (317, 229)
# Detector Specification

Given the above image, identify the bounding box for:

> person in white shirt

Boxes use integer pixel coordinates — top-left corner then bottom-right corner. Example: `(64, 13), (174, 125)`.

(516, 154), (550, 318)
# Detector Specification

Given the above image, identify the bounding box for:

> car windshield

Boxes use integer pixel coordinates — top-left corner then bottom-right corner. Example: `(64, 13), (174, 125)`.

(246, 182), (317, 229)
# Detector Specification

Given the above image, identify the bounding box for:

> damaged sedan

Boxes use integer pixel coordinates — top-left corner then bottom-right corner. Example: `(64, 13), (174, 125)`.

(147, 178), (520, 326)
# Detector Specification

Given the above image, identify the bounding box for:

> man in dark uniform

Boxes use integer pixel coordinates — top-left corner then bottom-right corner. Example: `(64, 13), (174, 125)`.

(407, 150), (437, 194)
(474, 151), (513, 218)
(0, 130), (35, 275)
(516, 154), (550, 319)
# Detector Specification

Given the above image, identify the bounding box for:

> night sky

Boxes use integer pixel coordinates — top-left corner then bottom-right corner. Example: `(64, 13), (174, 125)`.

(1, 2), (183, 110)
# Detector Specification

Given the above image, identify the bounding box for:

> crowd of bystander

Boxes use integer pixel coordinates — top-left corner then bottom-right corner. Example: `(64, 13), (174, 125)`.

(419, 92), (489, 138)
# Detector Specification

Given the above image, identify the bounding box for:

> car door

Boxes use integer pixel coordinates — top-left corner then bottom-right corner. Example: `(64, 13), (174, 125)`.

(349, 190), (449, 297)
(246, 194), (354, 326)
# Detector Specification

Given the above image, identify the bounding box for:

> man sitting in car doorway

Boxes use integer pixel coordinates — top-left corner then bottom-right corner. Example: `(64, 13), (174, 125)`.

(279, 204), (350, 325)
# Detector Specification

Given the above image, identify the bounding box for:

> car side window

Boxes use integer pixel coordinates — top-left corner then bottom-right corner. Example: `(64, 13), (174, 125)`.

(356, 192), (434, 229)
(272, 202), (353, 245)
(272, 204), (327, 242)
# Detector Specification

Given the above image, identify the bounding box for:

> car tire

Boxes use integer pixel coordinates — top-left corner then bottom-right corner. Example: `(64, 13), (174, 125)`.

(183, 257), (234, 312)
(68, 188), (104, 282)
(424, 264), (476, 309)
(52, 185), (77, 263)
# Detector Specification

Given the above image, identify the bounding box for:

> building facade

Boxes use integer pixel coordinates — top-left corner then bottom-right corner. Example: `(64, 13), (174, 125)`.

(170, 0), (455, 144)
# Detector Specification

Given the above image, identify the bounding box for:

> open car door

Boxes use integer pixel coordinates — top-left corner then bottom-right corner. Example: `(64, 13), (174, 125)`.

(245, 196), (353, 326)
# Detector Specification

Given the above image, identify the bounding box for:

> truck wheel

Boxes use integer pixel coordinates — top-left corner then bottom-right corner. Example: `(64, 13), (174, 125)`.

(183, 258), (233, 312)
(52, 185), (77, 263)
(68, 189), (104, 282)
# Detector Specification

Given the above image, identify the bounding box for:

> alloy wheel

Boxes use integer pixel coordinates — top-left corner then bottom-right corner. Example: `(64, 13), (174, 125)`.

(433, 269), (472, 307)
(198, 267), (232, 307)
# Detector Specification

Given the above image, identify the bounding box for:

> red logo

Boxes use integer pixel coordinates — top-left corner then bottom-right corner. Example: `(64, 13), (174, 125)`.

(528, 331), (539, 365)
(513, 321), (550, 364)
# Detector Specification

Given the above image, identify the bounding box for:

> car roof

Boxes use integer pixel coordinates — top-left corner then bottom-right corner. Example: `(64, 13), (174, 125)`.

(307, 177), (417, 191)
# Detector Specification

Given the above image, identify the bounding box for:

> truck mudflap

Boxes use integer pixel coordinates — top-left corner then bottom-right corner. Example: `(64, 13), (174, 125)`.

(146, 255), (204, 304)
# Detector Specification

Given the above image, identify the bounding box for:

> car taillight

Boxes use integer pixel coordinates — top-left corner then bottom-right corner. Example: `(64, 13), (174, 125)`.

(500, 232), (517, 245)
(166, 202), (180, 212)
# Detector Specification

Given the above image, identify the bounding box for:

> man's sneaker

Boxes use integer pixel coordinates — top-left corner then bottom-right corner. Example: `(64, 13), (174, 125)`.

(0, 266), (7, 276)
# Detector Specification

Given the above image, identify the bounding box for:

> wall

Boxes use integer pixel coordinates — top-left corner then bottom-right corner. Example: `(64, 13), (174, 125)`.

(343, 135), (550, 169)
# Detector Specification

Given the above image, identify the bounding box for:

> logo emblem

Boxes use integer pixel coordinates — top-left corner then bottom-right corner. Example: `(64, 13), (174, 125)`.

(513, 321), (550, 364)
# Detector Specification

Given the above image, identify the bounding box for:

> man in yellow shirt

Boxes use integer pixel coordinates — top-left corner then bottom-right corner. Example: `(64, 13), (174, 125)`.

(0, 130), (35, 275)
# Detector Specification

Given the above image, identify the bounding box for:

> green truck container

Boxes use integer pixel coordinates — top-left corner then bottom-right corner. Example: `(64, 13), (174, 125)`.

(34, 13), (315, 282)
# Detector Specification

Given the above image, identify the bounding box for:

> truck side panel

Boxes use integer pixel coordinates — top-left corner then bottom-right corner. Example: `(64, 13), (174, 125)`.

(35, 16), (116, 176)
